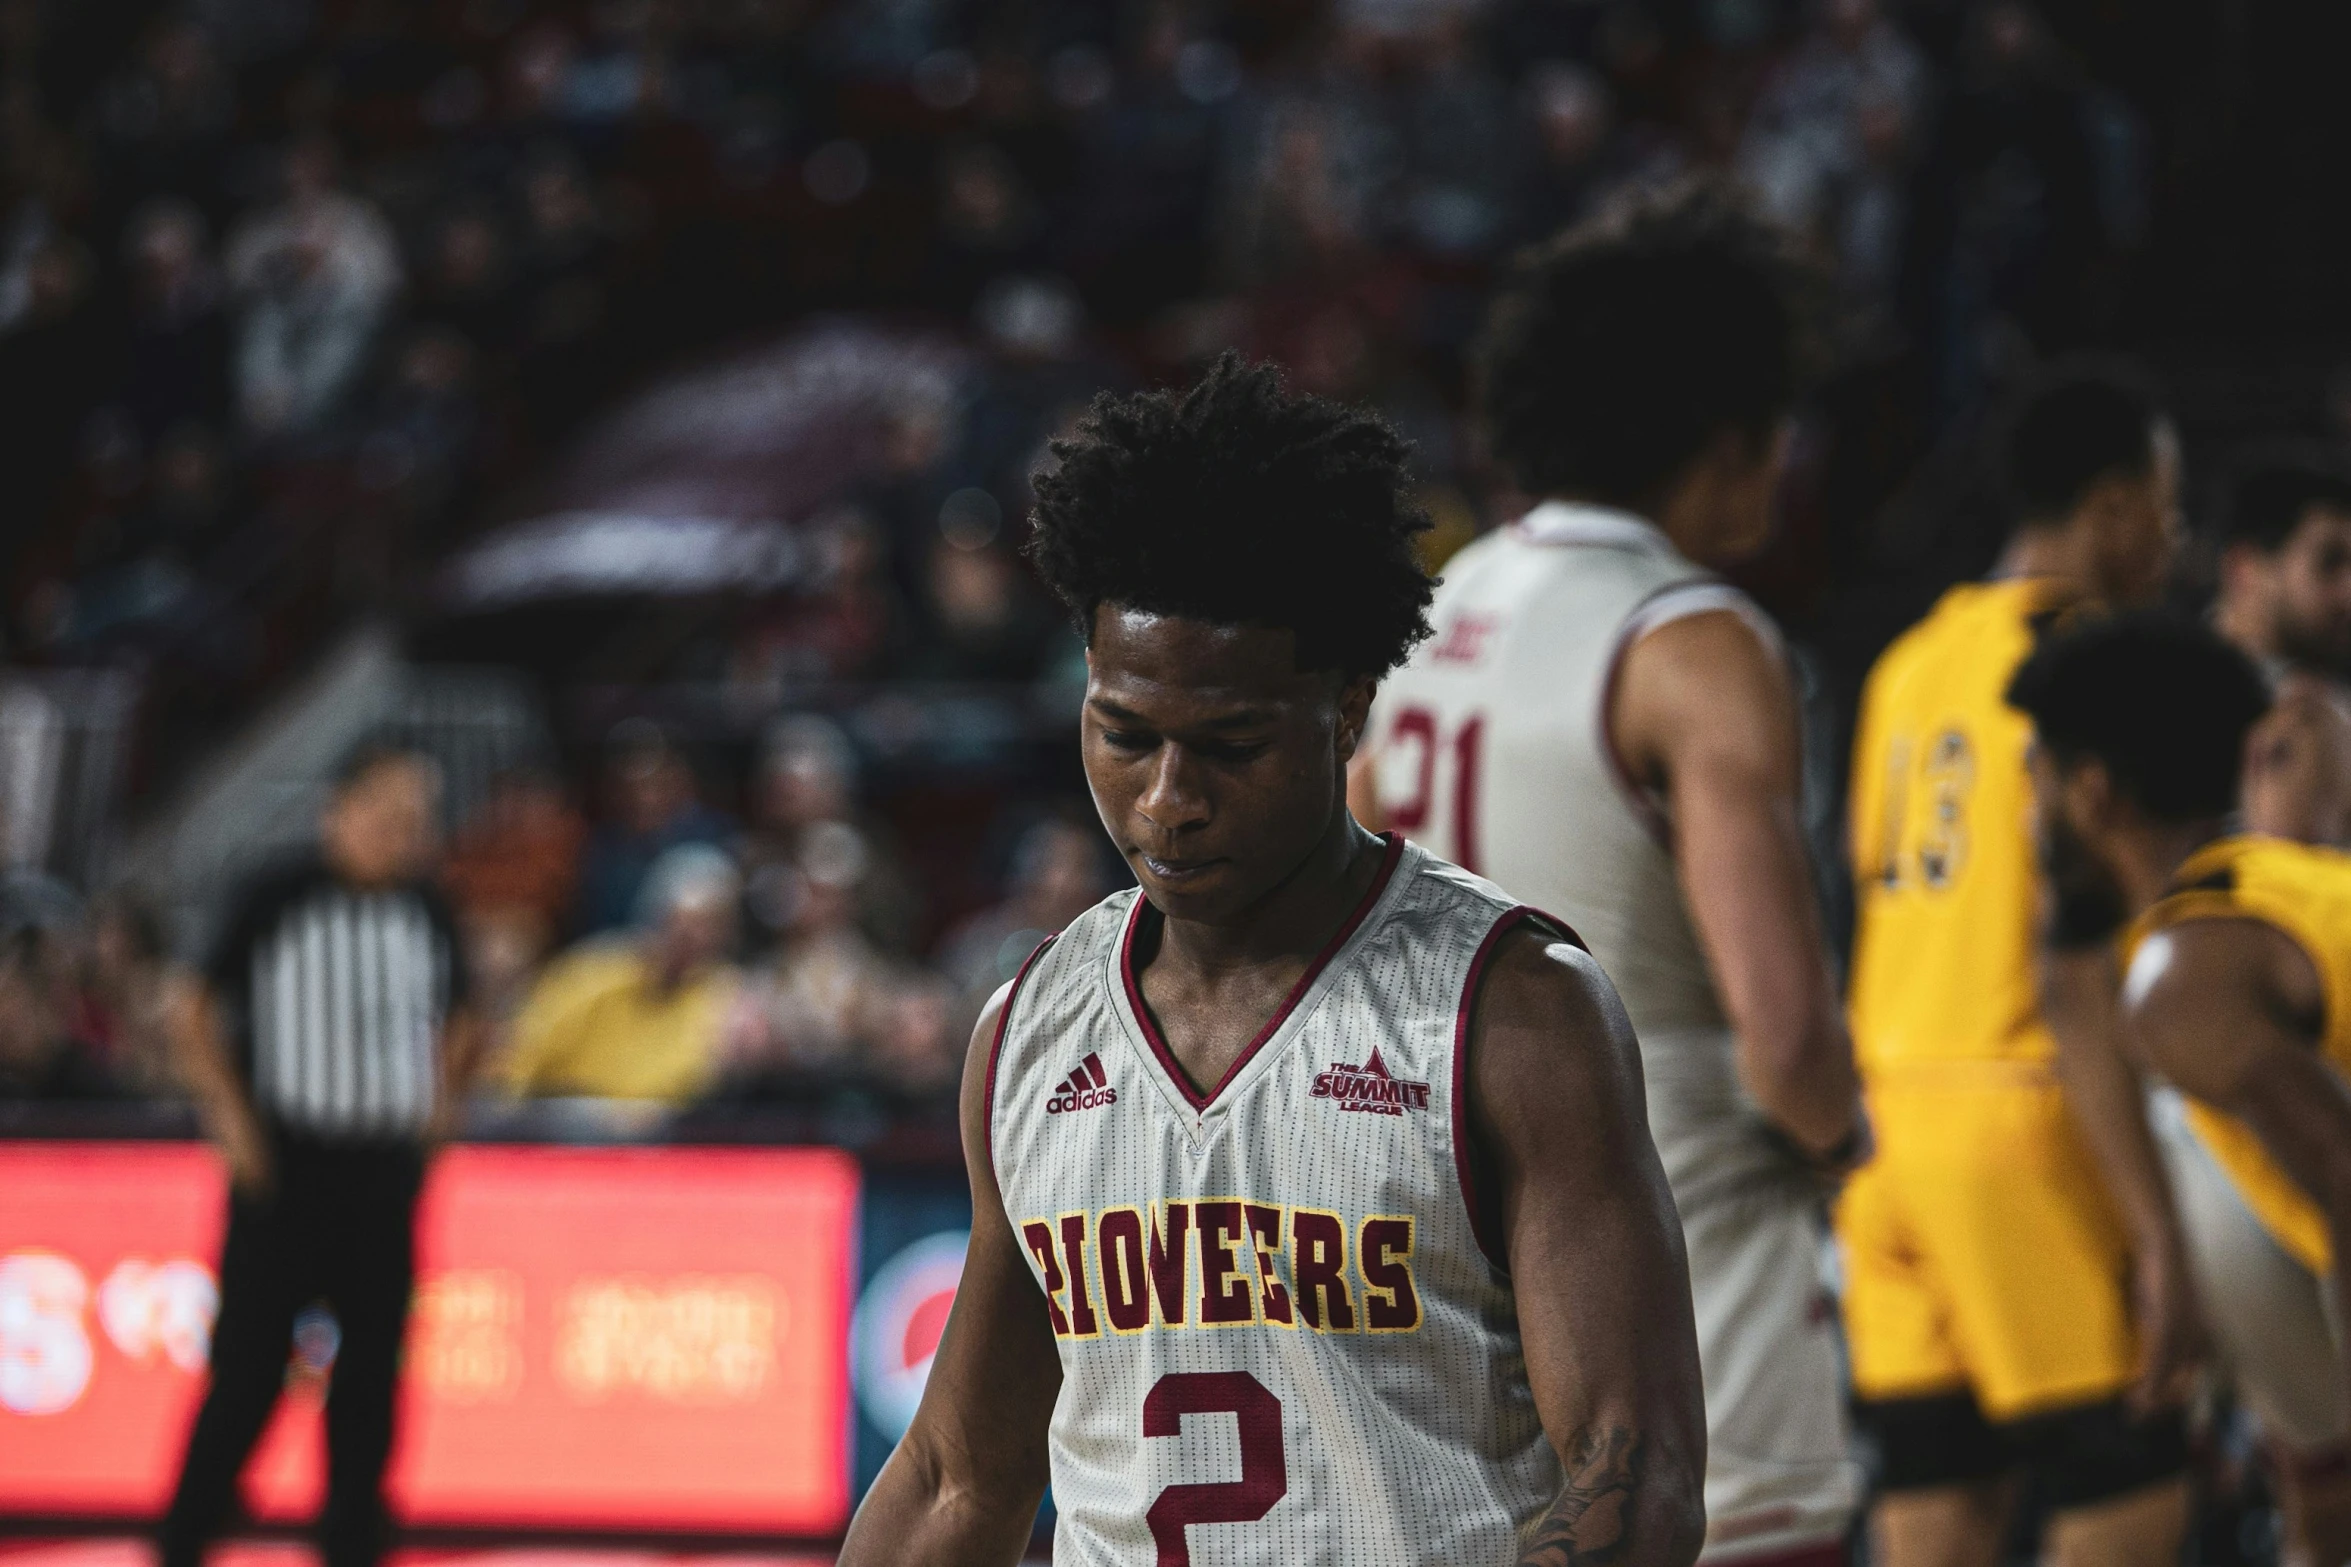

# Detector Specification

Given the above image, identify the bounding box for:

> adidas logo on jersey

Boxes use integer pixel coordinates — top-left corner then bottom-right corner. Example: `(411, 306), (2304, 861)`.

(1046, 1051), (1118, 1114)
(1310, 1047), (1429, 1115)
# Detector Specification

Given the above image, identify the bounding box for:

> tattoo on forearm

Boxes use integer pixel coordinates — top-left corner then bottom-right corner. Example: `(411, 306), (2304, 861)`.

(1517, 1426), (1643, 1566)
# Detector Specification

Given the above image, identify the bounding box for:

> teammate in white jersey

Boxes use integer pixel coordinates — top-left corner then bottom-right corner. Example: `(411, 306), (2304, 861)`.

(841, 355), (1707, 1567)
(1359, 184), (1865, 1565)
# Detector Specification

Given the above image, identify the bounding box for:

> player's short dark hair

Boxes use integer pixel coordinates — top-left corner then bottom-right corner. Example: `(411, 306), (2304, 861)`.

(1999, 362), (2164, 529)
(1024, 353), (1434, 679)
(1474, 179), (1810, 508)
(2006, 614), (2270, 823)
(2222, 443), (2351, 554)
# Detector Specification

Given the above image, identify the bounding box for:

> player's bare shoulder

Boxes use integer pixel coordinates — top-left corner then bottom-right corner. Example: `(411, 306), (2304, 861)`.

(959, 976), (1018, 1138)
(1464, 923), (1651, 1151)
(1473, 925), (1630, 1051)
(1612, 598), (1797, 775)
(2124, 916), (2322, 1066)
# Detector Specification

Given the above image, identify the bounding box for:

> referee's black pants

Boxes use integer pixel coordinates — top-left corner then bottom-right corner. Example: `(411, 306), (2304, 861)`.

(159, 1135), (425, 1567)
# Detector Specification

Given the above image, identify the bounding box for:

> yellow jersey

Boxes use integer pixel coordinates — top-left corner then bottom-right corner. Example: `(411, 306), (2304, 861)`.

(2128, 835), (2351, 1273)
(1847, 578), (2077, 1074)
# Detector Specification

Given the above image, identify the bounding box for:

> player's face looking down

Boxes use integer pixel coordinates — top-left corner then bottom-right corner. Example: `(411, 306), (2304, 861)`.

(2028, 746), (2132, 936)
(1081, 606), (1375, 925)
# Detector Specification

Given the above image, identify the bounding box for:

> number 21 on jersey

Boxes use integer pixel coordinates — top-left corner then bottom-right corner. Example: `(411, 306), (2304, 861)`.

(1377, 706), (1484, 874)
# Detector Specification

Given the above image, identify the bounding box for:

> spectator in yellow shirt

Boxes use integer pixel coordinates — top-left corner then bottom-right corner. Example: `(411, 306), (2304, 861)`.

(500, 845), (741, 1105)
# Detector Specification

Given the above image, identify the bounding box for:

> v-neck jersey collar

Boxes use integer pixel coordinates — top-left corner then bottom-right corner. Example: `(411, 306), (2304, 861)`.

(1114, 833), (1409, 1114)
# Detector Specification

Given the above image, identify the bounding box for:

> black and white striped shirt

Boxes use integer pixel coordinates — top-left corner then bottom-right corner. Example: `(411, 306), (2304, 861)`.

(208, 858), (470, 1140)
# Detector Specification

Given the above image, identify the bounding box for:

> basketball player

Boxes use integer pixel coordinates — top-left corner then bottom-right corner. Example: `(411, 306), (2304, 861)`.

(1360, 185), (1863, 1566)
(1840, 366), (2196, 1566)
(2213, 448), (2351, 845)
(839, 356), (1709, 1566)
(2217, 448), (2351, 678)
(2007, 613), (2351, 1564)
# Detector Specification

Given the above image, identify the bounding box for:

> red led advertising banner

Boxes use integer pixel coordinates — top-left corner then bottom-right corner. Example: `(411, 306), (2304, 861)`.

(0, 1142), (859, 1533)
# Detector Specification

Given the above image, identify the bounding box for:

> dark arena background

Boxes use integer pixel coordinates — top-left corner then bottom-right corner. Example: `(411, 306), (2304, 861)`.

(1, 0), (2347, 1564)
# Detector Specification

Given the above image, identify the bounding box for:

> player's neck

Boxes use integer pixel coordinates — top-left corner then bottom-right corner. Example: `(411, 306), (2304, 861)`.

(1995, 523), (2099, 596)
(1546, 485), (1712, 562)
(2118, 819), (2228, 913)
(1152, 817), (1386, 979)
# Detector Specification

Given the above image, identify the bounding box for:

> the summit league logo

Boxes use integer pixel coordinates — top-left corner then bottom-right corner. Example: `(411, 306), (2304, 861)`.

(1045, 1051), (1117, 1114)
(1310, 1047), (1429, 1115)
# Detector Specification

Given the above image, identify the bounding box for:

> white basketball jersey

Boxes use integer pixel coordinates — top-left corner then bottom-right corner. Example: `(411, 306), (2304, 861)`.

(989, 836), (1564, 1567)
(1370, 501), (1782, 1206)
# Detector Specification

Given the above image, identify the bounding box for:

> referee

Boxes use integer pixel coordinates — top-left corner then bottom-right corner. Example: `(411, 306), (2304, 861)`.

(161, 742), (478, 1567)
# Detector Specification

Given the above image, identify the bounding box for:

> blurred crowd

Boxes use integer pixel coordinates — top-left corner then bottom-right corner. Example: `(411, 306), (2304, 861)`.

(0, 0), (2161, 686)
(0, 0), (2216, 1116)
(0, 707), (1118, 1114)
(461, 713), (1115, 1112)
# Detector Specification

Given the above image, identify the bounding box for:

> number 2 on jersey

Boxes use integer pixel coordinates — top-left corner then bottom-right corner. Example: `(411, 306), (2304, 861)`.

(1143, 1371), (1286, 1567)
(1383, 706), (1483, 874)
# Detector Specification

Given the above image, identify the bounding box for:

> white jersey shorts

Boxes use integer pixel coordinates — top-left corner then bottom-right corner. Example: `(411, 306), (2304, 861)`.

(1670, 1092), (1863, 1561)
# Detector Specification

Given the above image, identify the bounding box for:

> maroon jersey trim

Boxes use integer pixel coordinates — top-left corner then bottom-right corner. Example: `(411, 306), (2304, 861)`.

(1595, 579), (1695, 851)
(1708, 1540), (1845, 1567)
(1119, 832), (1405, 1112)
(1452, 904), (1588, 1273)
(983, 932), (1061, 1178)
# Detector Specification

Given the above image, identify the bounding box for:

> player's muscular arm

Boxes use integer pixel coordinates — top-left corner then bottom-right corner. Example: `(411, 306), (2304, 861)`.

(2040, 941), (2206, 1409)
(2127, 921), (2351, 1401)
(1612, 608), (1862, 1160)
(837, 985), (1062, 1567)
(1469, 929), (1707, 1567)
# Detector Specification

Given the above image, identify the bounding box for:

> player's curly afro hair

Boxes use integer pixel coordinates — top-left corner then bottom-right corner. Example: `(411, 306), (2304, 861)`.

(2007, 613), (2271, 823)
(1024, 353), (1435, 679)
(1476, 178), (1816, 508)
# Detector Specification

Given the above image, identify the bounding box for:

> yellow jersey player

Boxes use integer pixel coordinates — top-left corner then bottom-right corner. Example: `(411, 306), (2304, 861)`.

(2007, 613), (2351, 1566)
(1839, 365), (2192, 1567)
